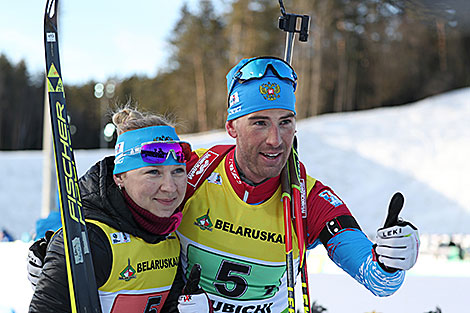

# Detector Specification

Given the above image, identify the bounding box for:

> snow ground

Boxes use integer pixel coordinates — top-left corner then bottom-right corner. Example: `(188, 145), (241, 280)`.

(1, 88), (469, 312)
(1, 242), (468, 313)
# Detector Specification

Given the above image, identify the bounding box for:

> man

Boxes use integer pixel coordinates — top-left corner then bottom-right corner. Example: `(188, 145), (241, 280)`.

(176, 56), (419, 312)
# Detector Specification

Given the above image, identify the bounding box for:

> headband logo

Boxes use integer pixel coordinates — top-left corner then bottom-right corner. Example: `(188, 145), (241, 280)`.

(153, 135), (173, 142)
(115, 142), (124, 155)
(115, 142), (125, 164)
(259, 82), (280, 101)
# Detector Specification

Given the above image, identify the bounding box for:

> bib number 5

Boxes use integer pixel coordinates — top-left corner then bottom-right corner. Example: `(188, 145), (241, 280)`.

(186, 245), (285, 300)
(214, 260), (251, 298)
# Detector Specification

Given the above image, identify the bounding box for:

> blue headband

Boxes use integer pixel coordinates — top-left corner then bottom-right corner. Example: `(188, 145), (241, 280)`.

(226, 58), (297, 121)
(114, 125), (183, 174)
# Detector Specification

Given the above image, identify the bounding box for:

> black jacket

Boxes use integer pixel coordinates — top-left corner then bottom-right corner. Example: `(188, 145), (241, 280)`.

(29, 156), (184, 312)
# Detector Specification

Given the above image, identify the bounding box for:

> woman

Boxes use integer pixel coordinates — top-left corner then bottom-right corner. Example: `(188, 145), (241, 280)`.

(29, 106), (192, 313)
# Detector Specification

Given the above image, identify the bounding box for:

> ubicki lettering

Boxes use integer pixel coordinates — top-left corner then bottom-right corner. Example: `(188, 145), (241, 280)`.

(212, 300), (273, 313)
(214, 219), (284, 244)
(136, 256), (179, 273)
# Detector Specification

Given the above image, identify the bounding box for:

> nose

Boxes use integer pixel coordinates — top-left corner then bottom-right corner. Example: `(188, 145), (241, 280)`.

(265, 124), (282, 147)
(160, 173), (177, 193)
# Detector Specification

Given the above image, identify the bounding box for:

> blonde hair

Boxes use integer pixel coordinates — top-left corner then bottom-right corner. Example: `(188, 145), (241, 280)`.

(112, 103), (174, 136)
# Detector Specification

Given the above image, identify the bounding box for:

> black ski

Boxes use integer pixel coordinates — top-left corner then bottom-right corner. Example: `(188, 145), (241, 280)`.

(44, 1), (102, 312)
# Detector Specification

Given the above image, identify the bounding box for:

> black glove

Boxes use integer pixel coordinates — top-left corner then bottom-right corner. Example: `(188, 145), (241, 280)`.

(27, 230), (54, 290)
(178, 264), (213, 313)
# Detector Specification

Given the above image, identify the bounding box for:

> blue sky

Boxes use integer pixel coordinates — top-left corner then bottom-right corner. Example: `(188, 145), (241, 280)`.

(0, 0), (200, 85)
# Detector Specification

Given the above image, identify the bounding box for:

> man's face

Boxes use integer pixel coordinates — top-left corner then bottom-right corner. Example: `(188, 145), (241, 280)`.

(226, 109), (296, 184)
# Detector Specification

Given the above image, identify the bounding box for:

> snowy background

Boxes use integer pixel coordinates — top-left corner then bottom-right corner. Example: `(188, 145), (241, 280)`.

(1, 88), (469, 312)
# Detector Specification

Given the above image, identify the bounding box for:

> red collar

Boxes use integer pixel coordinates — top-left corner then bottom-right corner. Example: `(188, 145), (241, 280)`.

(224, 149), (280, 204)
(122, 189), (182, 235)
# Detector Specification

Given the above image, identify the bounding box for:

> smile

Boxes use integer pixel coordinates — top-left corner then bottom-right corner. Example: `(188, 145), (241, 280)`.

(261, 152), (281, 159)
(155, 198), (176, 205)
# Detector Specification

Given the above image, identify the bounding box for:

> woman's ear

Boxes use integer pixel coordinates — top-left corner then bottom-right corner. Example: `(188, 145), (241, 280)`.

(113, 174), (124, 189)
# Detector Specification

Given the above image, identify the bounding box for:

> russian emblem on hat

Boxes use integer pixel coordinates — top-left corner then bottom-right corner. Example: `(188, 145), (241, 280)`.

(259, 82), (281, 101)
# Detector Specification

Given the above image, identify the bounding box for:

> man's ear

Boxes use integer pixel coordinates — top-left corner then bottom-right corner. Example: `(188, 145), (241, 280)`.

(226, 120), (237, 138)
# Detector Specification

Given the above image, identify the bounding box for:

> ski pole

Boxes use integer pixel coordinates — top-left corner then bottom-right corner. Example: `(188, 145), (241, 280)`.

(278, 0), (310, 63)
(44, 1), (102, 312)
(288, 138), (311, 313)
(278, 1), (311, 312)
(281, 166), (296, 313)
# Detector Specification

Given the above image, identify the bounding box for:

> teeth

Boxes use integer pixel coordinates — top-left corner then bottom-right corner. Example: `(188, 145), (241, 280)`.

(264, 153), (279, 157)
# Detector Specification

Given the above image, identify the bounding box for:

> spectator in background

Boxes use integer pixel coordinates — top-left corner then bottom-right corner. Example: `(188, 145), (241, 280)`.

(0, 228), (14, 242)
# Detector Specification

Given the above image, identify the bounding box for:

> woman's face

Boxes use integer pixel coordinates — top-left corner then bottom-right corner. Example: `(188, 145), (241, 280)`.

(114, 164), (187, 217)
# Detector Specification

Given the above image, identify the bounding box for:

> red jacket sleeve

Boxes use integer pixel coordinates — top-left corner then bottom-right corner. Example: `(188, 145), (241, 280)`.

(305, 179), (353, 246)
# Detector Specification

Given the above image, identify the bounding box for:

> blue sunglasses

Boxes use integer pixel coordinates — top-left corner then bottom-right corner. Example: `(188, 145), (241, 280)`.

(227, 56), (298, 106)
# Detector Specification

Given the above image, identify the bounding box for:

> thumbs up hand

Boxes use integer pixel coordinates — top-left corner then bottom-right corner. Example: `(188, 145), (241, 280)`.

(374, 192), (420, 272)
